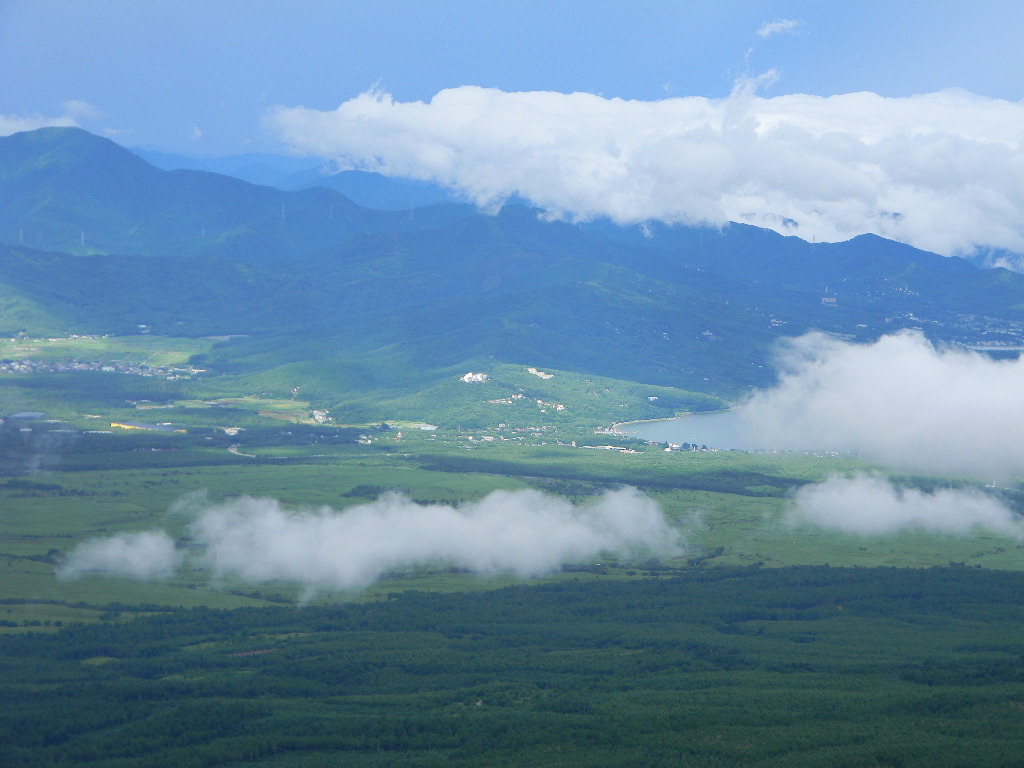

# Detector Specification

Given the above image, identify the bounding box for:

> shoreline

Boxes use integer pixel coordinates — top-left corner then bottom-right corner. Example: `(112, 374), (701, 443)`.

(610, 408), (733, 436)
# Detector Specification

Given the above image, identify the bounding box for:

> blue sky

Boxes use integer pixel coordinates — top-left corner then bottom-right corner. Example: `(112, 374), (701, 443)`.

(2, 1), (1023, 257)
(3, 0), (1022, 155)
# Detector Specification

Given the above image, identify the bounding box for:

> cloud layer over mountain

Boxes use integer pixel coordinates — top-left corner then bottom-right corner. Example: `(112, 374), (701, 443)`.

(58, 488), (679, 591)
(268, 86), (1024, 258)
(740, 331), (1024, 478)
(0, 112), (76, 137)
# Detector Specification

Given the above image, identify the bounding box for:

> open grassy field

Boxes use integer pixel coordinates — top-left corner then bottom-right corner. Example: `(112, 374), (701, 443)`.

(3, 356), (1024, 634)
(0, 334), (215, 366)
(3, 415), (1024, 633)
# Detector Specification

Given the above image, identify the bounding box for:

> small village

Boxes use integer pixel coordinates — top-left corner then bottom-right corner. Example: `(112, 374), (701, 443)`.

(0, 358), (202, 379)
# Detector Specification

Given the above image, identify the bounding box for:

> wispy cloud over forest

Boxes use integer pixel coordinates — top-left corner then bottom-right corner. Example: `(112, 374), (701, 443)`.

(59, 488), (680, 592)
(791, 473), (1022, 537)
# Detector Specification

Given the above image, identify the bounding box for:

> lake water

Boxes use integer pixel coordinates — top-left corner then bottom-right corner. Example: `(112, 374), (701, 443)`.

(616, 409), (750, 450)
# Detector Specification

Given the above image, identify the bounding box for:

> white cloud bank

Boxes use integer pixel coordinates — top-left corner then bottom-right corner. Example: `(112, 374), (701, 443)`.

(267, 86), (1024, 257)
(740, 331), (1024, 478)
(792, 473), (1022, 537)
(58, 488), (679, 591)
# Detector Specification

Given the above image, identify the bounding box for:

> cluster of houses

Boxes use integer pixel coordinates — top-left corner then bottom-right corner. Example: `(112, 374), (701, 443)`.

(664, 442), (711, 452)
(0, 358), (201, 379)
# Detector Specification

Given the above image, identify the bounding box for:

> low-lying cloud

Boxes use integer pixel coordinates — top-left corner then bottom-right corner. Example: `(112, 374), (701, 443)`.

(58, 488), (679, 591)
(267, 86), (1024, 257)
(740, 331), (1024, 479)
(59, 530), (182, 581)
(792, 473), (1022, 537)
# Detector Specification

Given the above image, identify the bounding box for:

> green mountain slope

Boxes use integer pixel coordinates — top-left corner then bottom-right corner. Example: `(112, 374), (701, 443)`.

(2, 127), (1024, 416)
(0, 127), (475, 262)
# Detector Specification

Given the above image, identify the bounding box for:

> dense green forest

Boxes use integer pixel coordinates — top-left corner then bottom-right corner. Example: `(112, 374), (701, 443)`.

(4, 566), (1024, 767)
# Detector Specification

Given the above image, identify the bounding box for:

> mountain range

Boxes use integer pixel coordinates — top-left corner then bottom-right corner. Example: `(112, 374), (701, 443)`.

(1, 127), (1023, 416)
(133, 146), (463, 210)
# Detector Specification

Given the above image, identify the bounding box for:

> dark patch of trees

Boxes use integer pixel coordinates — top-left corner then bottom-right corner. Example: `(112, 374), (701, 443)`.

(5, 566), (1024, 766)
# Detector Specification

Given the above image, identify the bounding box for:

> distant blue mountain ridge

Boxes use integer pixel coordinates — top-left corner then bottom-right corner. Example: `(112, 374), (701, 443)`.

(132, 146), (465, 211)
